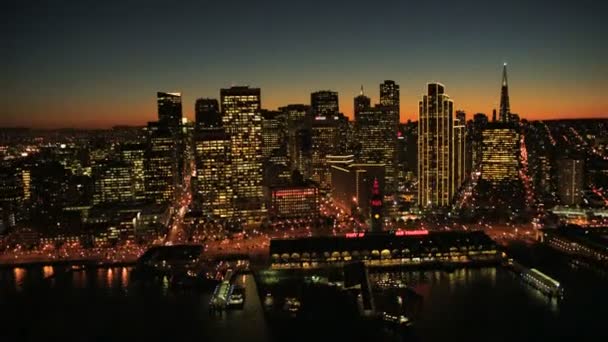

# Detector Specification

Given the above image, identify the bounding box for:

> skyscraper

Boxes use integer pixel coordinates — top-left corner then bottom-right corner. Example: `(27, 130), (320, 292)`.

(418, 83), (454, 208)
(557, 158), (584, 206)
(311, 90), (339, 117)
(454, 110), (467, 187)
(195, 98), (221, 130)
(92, 161), (133, 204)
(144, 122), (176, 204)
(499, 63), (511, 123)
(193, 129), (233, 218)
(380, 80), (400, 108)
(157, 92), (183, 128)
(480, 123), (520, 183)
(310, 115), (341, 187)
(221, 86), (265, 224)
(120, 143), (146, 200)
(353, 86), (370, 117)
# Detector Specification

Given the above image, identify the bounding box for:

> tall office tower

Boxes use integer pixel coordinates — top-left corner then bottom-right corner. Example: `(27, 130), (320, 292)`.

(480, 123), (520, 183)
(471, 113), (488, 170)
(144, 122), (176, 204)
(120, 143), (146, 200)
(221, 86), (265, 223)
(355, 106), (397, 193)
(454, 110), (467, 188)
(311, 90), (339, 117)
(380, 80), (400, 107)
(311, 115), (341, 188)
(92, 162), (134, 204)
(499, 63), (511, 123)
(295, 127), (313, 179)
(30, 162), (69, 230)
(557, 158), (584, 206)
(418, 83), (455, 208)
(193, 129), (233, 218)
(369, 177), (383, 232)
(157, 92), (183, 128)
(279, 104), (310, 170)
(0, 165), (24, 228)
(353, 86), (371, 117)
(195, 98), (221, 130)
(378, 80), (400, 194)
(261, 110), (284, 159)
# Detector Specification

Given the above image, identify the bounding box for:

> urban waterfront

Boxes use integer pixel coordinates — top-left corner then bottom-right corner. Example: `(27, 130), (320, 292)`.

(1, 244), (606, 342)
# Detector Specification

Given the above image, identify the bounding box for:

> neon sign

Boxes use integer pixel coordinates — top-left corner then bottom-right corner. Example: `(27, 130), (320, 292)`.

(395, 229), (429, 236)
(345, 232), (365, 238)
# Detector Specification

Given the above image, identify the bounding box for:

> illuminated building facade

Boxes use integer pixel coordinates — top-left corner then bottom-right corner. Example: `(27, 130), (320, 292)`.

(557, 158), (584, 206)
(279, 104), (310, 173)
(0, 165), (24, 228)
(355, 106), (397, 194)
(120, 143), (146, 200)
(480, 123), (520, 183)
(261, 110), (284, 159)
(380, 80), (400, 108)
(311, 90), (339, 117)
(221, 86), (265, 223)
(144, 122), (176, 204)
(193, 130), (233, 218)
(269, 230), (500, 268)
(454, 110), (467, 187)
(268, 186), (319, 219)
(195, 98), (221, 130)
(92, 162), (134, 204)
(311, 115), (341, 187)
(418, 83), (455, 208)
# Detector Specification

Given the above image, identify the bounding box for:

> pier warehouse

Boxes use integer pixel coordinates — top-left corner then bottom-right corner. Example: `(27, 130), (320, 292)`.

(269, 230), (500, 269)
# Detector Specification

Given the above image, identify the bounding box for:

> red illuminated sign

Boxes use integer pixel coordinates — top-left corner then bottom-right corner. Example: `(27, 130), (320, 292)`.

(395, 229), (429, 236)
(345, 232), (365, 238)
(371, 199), (382, 207)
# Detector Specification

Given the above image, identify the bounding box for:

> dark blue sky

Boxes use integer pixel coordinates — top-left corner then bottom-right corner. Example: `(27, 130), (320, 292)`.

(2, 0), (606, 127)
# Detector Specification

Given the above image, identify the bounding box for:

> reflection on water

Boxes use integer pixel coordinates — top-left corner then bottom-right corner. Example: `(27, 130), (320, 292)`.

(42, 266), (54, 278)
(121, 267), (129, 288)
(107, 268), (113, 288)
(13, 267), (26, 292)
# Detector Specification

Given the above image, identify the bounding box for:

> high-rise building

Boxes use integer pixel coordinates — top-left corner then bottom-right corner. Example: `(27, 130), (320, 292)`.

(557, 158), (584, 206)
(193, 129), (233, 218)
(92, 162), (133, 204)
(311, 115), (342, 188)
(499, 63), (511, 123)
(120, 143), (146, 200)
(418, 83), (455, 208)
(353, 86), (371, 117)
(261, 110), (284, 159)
(311, 90), (339, 117)
(157, 92), (183, 128)
(144, 122), (176, 204)
(454, 110), (467, 187)
(380, 80), (400, 108)
(221, 86), (265, 223)
(355, 106), (397, 193)
(331, 162), (385, 220)
(480, 123), (520, 183)
(279, 104), (310, 171)
(268, 185), (319, 220)
(195, 98), (221, 130)
(0, 165), (24, 228)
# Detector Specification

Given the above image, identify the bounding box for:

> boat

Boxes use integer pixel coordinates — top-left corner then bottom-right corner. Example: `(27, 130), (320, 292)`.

(381, 312), (414, 327)
(283, 297), (301, 315)
(375, 279), (408, 289)
(263, 292), (274, 310)
(520, 268), (564, 298)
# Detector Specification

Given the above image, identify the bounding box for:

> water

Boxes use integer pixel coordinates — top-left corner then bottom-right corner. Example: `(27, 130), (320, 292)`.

(1, 244), (607, 341)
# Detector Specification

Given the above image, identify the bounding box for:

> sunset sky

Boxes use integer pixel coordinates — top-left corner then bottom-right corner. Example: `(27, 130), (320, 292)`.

(2, 0), (606, 128)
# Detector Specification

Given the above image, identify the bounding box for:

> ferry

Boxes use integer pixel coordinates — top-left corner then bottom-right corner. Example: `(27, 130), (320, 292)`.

(381, 312), (414, 327)
(521, 268), (564, 298)
(375, 279), (408, 289)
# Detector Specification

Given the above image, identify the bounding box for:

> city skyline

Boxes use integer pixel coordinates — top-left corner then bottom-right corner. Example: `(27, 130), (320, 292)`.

(3, 1), (607, 128)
